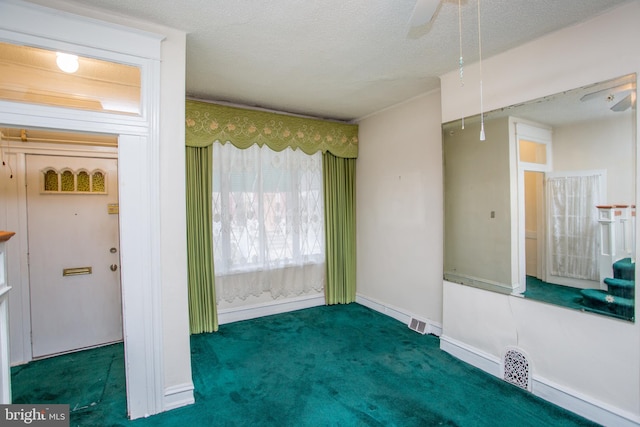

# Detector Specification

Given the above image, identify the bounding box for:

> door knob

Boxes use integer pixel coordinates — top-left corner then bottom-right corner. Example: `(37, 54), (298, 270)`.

(110, 264), (118, 271)
(110, 247), (117, 253)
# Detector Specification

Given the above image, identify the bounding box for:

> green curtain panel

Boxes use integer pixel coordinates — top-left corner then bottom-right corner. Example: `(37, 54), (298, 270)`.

(185, 146), (218, 333)
(185, 101), (359, 330)
(186, 100), (358, 158)
(323, 152), (357, 304)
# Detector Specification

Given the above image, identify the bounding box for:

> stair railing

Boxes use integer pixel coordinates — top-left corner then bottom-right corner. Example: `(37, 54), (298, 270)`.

(597, 205), (635, 286)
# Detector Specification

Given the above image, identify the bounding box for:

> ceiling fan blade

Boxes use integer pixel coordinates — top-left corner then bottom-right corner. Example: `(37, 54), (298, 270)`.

(580, 82), (635, 103)
(408, 0), (440, 28)
(611, 93), (634, 112)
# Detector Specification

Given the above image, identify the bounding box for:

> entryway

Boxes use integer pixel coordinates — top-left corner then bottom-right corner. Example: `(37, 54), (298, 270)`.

(25, 154), (122, 358)
(515, 120), (552, 294)
(1, 2), (186, 416)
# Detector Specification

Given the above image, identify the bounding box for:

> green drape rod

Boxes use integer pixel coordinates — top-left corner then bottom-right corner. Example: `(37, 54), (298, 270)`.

(323, 151), (357, 304)
(185, 145), (218, 333)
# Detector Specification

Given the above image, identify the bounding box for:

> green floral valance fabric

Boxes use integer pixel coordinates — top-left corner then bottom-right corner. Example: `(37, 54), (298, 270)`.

(186, 100), (358, 158)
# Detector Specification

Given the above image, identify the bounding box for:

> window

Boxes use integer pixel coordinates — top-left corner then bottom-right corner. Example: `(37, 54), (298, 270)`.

(42, 167), (107, 194)
(212, 142), (325, 302)
(0, 42), (141, 115)
(519, 139), (547, 164)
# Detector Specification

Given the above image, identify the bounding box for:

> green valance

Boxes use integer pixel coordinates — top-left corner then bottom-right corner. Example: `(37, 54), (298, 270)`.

(186, 100), (358, 159)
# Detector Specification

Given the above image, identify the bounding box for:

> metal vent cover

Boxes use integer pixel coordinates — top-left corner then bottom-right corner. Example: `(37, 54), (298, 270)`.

(408, 318), (427, 335)
(502, 347), (532, 391)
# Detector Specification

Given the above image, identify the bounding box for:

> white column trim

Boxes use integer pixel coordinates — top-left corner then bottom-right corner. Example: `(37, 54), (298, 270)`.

(147, 56), (166, 416)
(163, 383), (196, 411)
(0, 1), (167, 419)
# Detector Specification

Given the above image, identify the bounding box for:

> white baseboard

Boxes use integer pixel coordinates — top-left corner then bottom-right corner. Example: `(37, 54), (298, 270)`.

(439, 335), (501, 377)
(163, 382), (195, 411)
(440, 335), (640, 427)
(532, 377), (640, 427)
(355, 293), (443, 337)
(217, 294), (325, 325)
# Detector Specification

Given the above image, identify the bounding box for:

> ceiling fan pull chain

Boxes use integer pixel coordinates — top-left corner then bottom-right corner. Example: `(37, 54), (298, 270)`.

(459, 0), (465, 129)
(478, 0), (485, 141)
(458, 0), (464, 86)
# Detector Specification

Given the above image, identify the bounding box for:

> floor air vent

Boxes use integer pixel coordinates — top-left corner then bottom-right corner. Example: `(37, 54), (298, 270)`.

(502, 348), (531, 391)
(408, 318), (427, 334)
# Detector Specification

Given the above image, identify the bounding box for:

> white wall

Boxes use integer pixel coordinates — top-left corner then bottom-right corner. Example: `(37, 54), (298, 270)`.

(356, 91), (443, 328)
(554, 114), (635, 205)
(443, 117), (513, 291)
(440, 2), (640, 424)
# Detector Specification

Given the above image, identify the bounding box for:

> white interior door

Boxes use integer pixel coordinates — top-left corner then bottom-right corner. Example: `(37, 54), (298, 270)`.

(524, 171), (545, 280)
(26, 154), (122, 358)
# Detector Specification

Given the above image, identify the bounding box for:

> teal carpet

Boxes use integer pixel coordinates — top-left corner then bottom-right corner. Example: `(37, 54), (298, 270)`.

(12, 304), (598, 426)
(524, 276), (635, 321)
(11, 341), (126, 423)
(523, 276), (585, 310)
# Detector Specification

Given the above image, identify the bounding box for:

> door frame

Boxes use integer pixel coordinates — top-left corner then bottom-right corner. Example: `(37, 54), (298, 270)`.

(511, 118), (553, 295)
(0, 1), (167, 418)
(3, 142), (119, 364)
(21, 147), (122, 359)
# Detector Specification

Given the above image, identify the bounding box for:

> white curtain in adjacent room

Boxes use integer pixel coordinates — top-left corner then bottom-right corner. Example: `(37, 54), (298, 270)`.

(211, 142), (325, 302)
(547, 173), (601, 281)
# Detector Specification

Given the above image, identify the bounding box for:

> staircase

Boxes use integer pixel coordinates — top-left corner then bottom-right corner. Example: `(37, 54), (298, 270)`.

(580, 258), (635, 321)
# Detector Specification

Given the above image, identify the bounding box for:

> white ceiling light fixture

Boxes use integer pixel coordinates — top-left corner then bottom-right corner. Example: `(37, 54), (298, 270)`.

(56, 52), (79, 73)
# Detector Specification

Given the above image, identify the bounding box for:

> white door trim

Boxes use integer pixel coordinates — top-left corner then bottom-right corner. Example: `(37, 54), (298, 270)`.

(510, 118), (553, 295)
(0, 1), (166, 419)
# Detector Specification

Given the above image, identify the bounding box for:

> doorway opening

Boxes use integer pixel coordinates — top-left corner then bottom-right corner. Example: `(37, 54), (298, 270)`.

(1, 126), (126, 412)
(524, 170), (545, 283)
(514, 120), (553, 295)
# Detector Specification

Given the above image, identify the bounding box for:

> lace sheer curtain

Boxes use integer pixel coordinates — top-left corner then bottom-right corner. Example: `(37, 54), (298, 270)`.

(547, 173), (601, 281)
(212, 142), (325, 303)
(185, 100), (357, 330)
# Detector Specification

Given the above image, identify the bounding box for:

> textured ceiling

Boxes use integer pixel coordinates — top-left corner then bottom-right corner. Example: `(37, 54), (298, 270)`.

(25, 0), (634, 122)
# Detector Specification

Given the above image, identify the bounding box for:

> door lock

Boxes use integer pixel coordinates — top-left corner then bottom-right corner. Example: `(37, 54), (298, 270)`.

(110, 264), (118, 271)
(110, 247), (117, 253)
